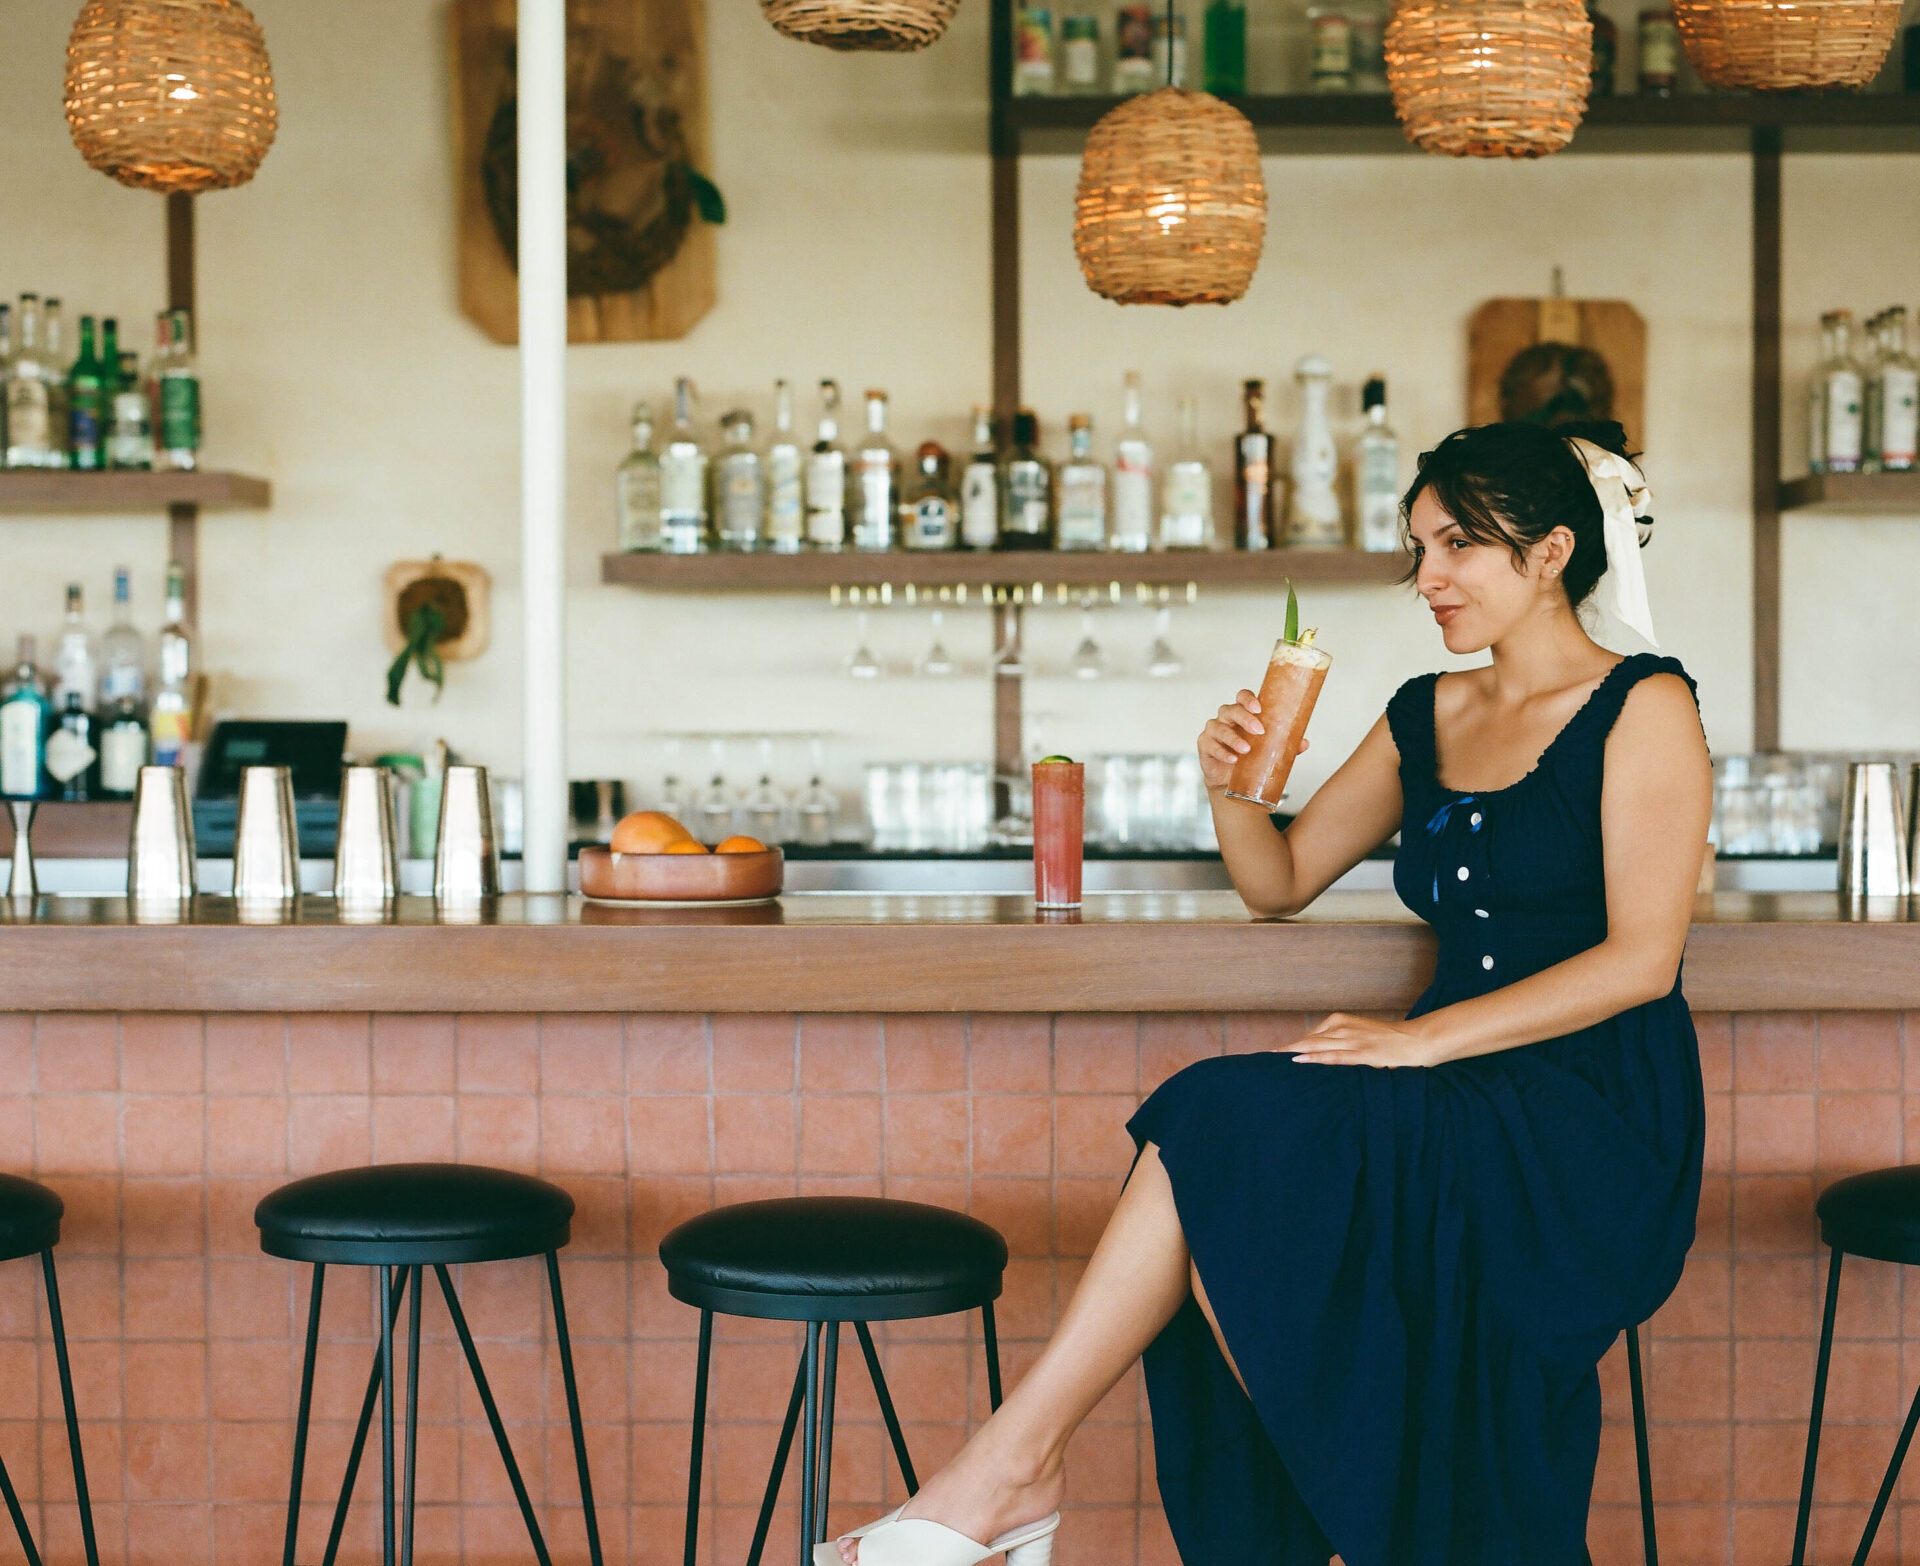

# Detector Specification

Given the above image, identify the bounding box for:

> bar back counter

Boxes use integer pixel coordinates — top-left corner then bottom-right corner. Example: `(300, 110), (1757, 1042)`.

(2, 891), (1918, 1566)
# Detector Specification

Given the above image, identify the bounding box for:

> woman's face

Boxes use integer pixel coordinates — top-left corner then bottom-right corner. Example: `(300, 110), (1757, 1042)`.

(1406, 488), (1571, 655)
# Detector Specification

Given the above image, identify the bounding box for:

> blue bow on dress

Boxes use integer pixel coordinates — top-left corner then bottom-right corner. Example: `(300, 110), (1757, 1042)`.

(1425, 794), (1480, 905)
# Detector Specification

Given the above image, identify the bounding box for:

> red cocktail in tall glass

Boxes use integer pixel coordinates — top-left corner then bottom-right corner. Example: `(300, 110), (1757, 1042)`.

(1032, 758), (1084, 909)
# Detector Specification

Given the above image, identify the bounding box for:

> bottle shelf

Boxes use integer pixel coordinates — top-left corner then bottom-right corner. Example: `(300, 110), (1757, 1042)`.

(1779, 471), (1920, 513)
(0, 470), (272, 514)
(600, 547), (1409, 591)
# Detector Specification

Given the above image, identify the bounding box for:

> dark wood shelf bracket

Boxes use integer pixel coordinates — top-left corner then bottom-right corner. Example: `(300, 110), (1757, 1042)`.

(1752, 124), (1782, 754)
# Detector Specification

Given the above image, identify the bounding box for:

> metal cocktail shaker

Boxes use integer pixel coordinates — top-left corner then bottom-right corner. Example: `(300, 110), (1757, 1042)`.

(1837, 760), (1910, 909)
(127, 765), (197, 913)
(434, 764), (500, 905)
(333, 765), (398, 916)
(1908, 762), (1920, 900)
(6, 800), (36, 901)
(233, 764), (299, 906)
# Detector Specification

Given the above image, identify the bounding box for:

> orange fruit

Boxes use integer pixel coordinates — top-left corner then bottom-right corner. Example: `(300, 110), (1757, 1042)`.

(664, 839), (710, 854)
(611, 810), (695, 854)
(715, 835), (767, 854)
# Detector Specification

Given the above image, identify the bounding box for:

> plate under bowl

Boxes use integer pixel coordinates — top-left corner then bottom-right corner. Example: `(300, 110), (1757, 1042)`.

(577, 845), (784, 903)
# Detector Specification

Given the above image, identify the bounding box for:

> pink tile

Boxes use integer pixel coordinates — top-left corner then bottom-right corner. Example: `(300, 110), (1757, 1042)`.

(1733, 1095), (1816, 1174)
(1733, 1013), (1817, 1092)
(711, 1015), (796, 1092)
(286, 1014), (370, 1093)
(970, 1177), (1052, 1258)
(969, 1016), (1051, 1092)
(1055, 1096), (1138, 1178)
(204, 1015), (287, 1092)
(799, 1014), (884, 1092)
(800, 1096), (883, 1175)
(459, 1094), (540, 1166)
(371, 1014), (455, 1093)
(373, 1094), (457, 1162)
(455, 1014), (540, 1092)
(122, 1258), (208, 1341)
(207, 1097), (289, 1175)
(628, 1097), (712, 1175)
(35, 1095), (121, 1174)
(0, 1015), (30, 1085)
(542, 1014), (627, 1093)
(1816, 1092), (1902, 1172)
(286, 1095), (371, 1174)
(713, 1095), (798, 1174)
(626, 1014), (709, 1093)
(1691, 1012), (1732, 1092)
(882, 1015), (966, 1093)
(1054, 1017), (1139, 1094)
(540, 1096), (627, 1175)
(1817, 1013), (1903, 1091)
(973, 1096), (1052, 1177)
(1224, 1012), (1311, 1056)
(124, 1095), (206, 1176)
(1140, 1015), (1223, 1087)
(35, 1014), (120, 1092)
(119, 1016), (205, 1093)
(884, 1096), (968, 1177)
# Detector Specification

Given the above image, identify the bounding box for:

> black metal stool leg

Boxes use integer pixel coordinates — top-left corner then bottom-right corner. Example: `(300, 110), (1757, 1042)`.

(0, 1448), (43, 1566)
(683, 1310), (713, 1566)
(379, 1265), (397, 1566)
(282, 1265), (327, 1566)
(322, 1267), (411, 1566)
(432, 1265), (556, 1566)
(401, 1267), (423, 1566)
(747, 1352), (809, 1566)
(1792, 1247), (1845, 1566)
(1625, 1324), (1657, 1566)
(982, 1302), (1004, 1413)
(799, 1321), (823, 1566)
(41, 1250), (99, 1566)
(854, 1322), (917, 1495)
(546, 1253), (607, 1566)
(1850, 1375), (1920, 1566)
(813, 1323), (840, 1546)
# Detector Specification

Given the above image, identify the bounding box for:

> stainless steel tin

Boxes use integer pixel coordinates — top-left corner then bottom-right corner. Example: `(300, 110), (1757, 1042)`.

(333, 765), (398, 910)
(1908, 762), (1920, 900)
(233, 764), (299, 905)
(127, 765), (197, 907)
(1838, 760), (1910, 904)
(6, 800), (36, 900)
(434, 764), (500, 903)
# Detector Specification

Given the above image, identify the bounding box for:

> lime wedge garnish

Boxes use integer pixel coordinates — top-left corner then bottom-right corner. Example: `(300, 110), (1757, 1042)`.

(1038, 754), (1074, 764)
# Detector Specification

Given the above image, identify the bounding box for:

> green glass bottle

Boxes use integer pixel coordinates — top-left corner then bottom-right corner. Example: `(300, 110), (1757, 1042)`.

(1203, 0), (1247, 94)
(68, 315), (105, 471)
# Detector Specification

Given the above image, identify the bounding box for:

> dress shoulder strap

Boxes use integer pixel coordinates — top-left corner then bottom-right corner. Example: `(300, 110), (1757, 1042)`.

(1384, 671), (1443, 782)
(1572, 652), (1700, 747)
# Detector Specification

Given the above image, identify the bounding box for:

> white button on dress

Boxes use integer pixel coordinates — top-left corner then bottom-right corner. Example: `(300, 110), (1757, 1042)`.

(1482, 955), (1495, 970)
(1456, 866), (1470, 881)
(1469, 812), (1483, 827)
(1475, 908), (1489, 918)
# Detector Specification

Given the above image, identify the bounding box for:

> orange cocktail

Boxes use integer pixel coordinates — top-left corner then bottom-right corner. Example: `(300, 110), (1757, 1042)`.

(1224, 639), (1331, 809)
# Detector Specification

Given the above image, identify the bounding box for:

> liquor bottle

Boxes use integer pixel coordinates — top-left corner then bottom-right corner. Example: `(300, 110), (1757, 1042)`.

(1203, 0), (1246, 93)
(100, 566), (146, 706)
(1000, 410), (1054, 549)
(1863, 310), (1890, 471)
(902, 442), (959, 550)
(1111, 372), (1154, 553)
(1820, 310), (1865, 475)
(1808, 312), (1834, 475)
(1588, 0), (1618, 91)
(615, 402), (664, 552)
(53, 582), (96, 711)
(68, 315), (106, 471)
(149, 565), (193, 768)
(1356, 375), (1402, 553)
(0, 302), (11, 459)
(852, 389), (899, 552)
(5, 294), (56, 470)
(98, 695), (148, 800)
(806, 380), (848, 550)
(1159, 395), (1213, 550)
(960, 407), (1000, 550)
(1060, 0), (1102, 92)
(659, 377), (709, 553)
(108, 351), (153, 470)
(1286, 354), (1346, 546)
(1112, 2), (1156, 91)
(0, 637), (52, 799)
(158, 308), (201, 471)
(43, 299), (70, 469)
(48, 693), (98, 803)
(765, 380), (805, 553)
(1874, 306), (1919, 472)
(1013, 2), (1056, 94)
(1233, 380), (1273, 551)
(716, 409), (765, 550)
(1056, 414), (1108, 550)
(1307, 6), (1353, 89)
(1637, 6), (1679, 95)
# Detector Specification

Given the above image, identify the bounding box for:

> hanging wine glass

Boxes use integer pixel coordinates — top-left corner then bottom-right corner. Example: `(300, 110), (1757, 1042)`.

(846, 609), (882, 679)
(745, 736), (786, 842)
(1071, 596), (1106, 680)
(917, 609), (956, 677)
(699, 736), (734, 840)
(992, 607), (1025, 677)
(1146, 595), (1183, 679)
(797, 735), (838, 845)
(659, 734), (686, 816)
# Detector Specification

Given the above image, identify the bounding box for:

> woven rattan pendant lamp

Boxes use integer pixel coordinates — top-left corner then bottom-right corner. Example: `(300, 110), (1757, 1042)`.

(1385, 0), (1592, 159)
(65, 0), (277, 194)
(761, 0), (959, 50)
(1671, 0), (1898, 89)
(1072, 0), (1266, 307)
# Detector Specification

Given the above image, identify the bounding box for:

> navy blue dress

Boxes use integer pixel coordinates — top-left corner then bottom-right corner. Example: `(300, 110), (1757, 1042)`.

(1127, 652), (1706, 1566)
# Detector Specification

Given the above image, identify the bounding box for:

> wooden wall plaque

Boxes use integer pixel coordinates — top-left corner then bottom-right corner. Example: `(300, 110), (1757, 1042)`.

(451, 0), (718, 344)
(1468, 297), (1647, 450)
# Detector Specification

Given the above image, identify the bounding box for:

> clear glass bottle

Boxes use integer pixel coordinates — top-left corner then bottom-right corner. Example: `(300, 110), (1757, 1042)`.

(1861, 310), (1885, 472)
(5, 294), (55, 470)
(765, 380), (805, 552)
(1356, 375), (1402, 553)
(1588, 0), (1618, 92)
(1233, 380), (1273, 551)
(1112, 2), (1156, 91)
(108, 350), (152, 470)
(902, 442), (958, 550)
(157, 308), (199, 472)
(1013, 2), (1056, 93)
(1875, 306), (1919, 472)
(1821, 310), (1865, 475)
(68, 314), (106, 471)
(43, 299), (69, 469)
(716, 409), (765, 551)
(149, 564), (193, 768)
(853, 389), (899, 551)
(960, 407), (1000, 550)
(1306, 5), (1353, 90)
(1808, 312), (1834, 475)
(615, 402), (665, 552)
(1056, 413), (1108, 550)
(1111, 371), (1155, 552)
(1060, 0), (1102, 91)
(48, 692), (97, 803)
(1000, 409), (1054, 549)
(98, 694), (148, 799)
(1203, 0), (1246, 93)
(0, 635), (52, 800)
(101, 565), (146, 706)
(660, 377), (709, 553)
(53, 582), (96, 712)
(806, 380), (848, 550)
(1287, 353), (1346, 546)
(1159, 395), (1213, 550)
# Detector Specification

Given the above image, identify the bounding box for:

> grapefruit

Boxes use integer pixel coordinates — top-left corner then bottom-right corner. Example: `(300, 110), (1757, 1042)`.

(611, 810), (695, 854)
(715, 835), (768, 854)
(664, 839), (710, 854)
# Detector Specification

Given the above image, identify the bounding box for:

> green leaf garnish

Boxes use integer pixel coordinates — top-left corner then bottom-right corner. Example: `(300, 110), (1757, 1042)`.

(688, 170), (727, 225)
(1283, 579), (1299, 645)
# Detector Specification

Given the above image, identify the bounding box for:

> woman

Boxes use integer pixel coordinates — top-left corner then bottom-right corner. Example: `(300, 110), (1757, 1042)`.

(828, 420), (1711, 1566)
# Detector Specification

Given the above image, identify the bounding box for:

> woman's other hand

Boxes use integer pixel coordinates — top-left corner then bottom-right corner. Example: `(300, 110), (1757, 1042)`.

(1287, 1013), (1441, 1068)
(1198, 691), (1306, 792)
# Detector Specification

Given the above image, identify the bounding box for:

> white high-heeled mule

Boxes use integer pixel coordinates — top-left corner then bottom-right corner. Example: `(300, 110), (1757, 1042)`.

(813, 1505), (1060, 1566)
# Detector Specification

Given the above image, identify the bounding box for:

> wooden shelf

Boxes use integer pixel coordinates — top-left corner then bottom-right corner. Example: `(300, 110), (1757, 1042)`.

(1779, 471), (1920, 514)
(601, 547), (1409, 591)
(0, 470), (272, 514)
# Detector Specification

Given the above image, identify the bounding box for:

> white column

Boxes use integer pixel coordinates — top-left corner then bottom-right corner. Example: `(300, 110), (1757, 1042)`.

(517, 0), (568, 894)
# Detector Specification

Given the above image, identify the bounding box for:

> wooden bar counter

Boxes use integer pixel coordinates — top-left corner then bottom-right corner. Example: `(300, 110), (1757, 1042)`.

(2, 892), (1918, 1566)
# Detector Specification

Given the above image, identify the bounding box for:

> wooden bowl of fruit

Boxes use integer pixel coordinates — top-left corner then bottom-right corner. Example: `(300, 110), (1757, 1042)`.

(577, 812), (784, 905)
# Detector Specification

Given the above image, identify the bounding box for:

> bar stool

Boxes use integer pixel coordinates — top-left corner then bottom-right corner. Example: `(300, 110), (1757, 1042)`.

(661, 1196), (1009, 1566)
(0, 1175), (99, 1566)
(254, 1163), (606, 1566)
(1791, 1164), (1920, 1566)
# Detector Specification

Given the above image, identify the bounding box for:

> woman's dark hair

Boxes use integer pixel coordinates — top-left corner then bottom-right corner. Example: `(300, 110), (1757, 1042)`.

(1400, 419), (1651, 610)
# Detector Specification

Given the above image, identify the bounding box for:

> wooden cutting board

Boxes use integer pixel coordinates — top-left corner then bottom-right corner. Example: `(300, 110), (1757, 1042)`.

(1468, 297), (1646, 450)
(451, 0), (717, 344)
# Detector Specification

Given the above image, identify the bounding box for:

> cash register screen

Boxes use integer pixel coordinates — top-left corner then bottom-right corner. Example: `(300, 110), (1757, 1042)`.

(196, 721), (349, 802)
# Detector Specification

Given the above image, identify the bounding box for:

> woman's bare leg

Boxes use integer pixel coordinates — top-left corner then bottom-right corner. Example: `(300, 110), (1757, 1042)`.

(843, 1141), (1235, 1560)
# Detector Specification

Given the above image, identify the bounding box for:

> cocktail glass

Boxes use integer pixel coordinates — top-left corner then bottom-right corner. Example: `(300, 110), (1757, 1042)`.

(1224, 640), (1332, 809)
(1032, 759), (1085, 909)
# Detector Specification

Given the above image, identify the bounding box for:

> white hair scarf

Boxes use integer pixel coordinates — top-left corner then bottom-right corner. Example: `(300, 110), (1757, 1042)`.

(1564, 435), (1658, 648)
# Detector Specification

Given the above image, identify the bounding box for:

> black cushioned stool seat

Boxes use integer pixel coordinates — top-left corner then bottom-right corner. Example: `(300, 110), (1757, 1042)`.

(662, 1197), (1008, 1566)
(1792, 1163), (1920, 1566)
(254, 1163), (602, 1566)
(0, 1176), (100, 1566)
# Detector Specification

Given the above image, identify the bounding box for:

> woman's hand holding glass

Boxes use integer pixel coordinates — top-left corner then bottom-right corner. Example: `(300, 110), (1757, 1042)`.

(1198, 691), (1307, 794)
